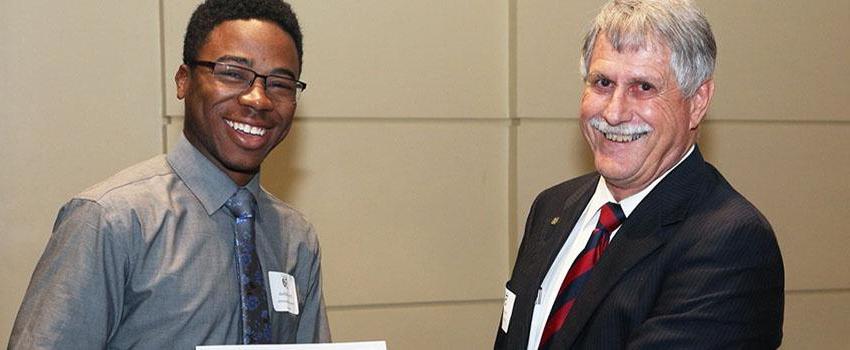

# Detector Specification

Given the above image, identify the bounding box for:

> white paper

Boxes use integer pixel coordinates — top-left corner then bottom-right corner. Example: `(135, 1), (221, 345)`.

(502, 287), (516, 333)
(197, 341), (386, 350)
(268, 271), (299, 315)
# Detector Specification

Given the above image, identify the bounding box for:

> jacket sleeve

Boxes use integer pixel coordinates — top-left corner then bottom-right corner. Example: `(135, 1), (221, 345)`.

(626, 213), (784, 349)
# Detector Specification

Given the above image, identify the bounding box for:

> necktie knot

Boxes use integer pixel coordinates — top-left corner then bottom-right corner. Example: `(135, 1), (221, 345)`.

(598, 202), (626, 233)
(226, 188), (256, 219)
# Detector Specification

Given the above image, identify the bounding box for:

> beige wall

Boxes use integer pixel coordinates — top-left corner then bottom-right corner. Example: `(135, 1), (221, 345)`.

(0, 0), (164, 347)
(1, 0), (848, 349)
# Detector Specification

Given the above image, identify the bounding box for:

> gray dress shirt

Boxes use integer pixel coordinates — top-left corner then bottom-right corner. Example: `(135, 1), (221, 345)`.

(9, 136), (330, 349)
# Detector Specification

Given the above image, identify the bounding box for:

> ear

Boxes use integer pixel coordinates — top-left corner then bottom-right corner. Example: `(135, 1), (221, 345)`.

(687, 78), (715, 129)
(175, 65), (190, 100)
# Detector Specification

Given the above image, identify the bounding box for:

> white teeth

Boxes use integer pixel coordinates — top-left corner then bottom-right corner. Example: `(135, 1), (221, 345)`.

(225, 120), (267, 136)
(603, 132), (647, 143)
(588, 117), (652, 143)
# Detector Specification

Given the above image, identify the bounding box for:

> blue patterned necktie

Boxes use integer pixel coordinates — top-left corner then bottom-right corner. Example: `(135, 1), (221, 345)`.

(225, 188), (272, 344)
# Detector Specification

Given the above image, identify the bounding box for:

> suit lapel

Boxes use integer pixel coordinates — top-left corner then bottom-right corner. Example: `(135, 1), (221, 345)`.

(505, 175), (597, 348)
(549, 147), (711, 348)
(528, 177), (598, 289)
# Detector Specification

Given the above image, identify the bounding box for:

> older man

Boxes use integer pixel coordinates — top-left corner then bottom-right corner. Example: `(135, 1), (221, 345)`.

(10, 0), (329, 348)
(496, 1), (783, 349)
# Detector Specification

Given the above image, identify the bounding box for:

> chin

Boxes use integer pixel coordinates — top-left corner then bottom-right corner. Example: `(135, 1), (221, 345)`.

(595, 158), (638, 183)
(222, 158), (262, 174)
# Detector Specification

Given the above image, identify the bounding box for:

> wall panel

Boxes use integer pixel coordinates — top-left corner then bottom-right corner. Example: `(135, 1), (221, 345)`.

(164, 0), (509, 119)
(515, 0), (606, 119)
(328, 301), (501, 349)
(0, 1), (163, 345)
(782, 291), (850, 349)
(704, 0), (850, 121)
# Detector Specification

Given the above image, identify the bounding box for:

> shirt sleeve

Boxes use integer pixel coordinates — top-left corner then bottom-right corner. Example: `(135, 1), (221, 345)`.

(295, 225), (331, 343)
(9, 198), (130, 350)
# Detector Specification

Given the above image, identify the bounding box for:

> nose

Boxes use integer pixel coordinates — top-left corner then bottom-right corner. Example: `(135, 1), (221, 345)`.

(237, 78), (274, 111)
(601, 88), (632, 125)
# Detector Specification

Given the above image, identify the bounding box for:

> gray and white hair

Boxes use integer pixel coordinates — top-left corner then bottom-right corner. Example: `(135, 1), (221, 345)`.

(580, 0), (716, 97)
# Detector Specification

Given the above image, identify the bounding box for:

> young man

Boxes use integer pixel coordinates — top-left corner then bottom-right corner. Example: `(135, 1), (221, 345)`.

(10, 1), (329, 348)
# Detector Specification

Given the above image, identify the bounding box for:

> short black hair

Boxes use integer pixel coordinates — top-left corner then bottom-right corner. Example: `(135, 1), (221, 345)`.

(183, 0), (303, 66)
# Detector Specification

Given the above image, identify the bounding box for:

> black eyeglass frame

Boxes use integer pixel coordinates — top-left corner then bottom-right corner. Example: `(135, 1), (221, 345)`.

(188, 60), (307, 99)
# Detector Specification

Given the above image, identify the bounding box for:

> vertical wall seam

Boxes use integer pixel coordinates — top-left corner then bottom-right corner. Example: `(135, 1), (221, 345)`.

(158, 0), (169, 154)
(506, 0), (520, 272)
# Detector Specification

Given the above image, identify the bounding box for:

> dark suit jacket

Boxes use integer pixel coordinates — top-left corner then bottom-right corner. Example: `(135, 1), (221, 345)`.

(495, 148), (784, 349)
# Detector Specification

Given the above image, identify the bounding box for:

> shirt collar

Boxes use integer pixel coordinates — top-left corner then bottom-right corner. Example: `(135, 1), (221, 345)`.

(166, 134), (261, 215)
(592, 144), (696, 218)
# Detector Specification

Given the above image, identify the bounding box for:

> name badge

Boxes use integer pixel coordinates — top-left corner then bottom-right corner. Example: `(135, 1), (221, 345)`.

(269, 271), (299, 315)
(502, 287), (517, 333)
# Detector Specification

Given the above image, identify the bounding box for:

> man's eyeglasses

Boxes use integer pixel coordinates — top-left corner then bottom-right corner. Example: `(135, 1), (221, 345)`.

(189, 60), (307, 103)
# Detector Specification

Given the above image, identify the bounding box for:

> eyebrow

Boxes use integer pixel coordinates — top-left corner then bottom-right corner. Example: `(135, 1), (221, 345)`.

(215, 55), (251, 66)
(627, 75), (661, 84)
(215, 55), (298, 79)
(586, 72), (608, 82)
(269, 67), (297, 79)
(587, 71), (661, 86)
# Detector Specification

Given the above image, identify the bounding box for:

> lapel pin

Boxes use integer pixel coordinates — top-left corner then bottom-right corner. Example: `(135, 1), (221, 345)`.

(550, 217), (560, 225)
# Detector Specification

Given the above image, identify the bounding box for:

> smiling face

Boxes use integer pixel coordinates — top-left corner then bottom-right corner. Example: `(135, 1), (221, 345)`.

(176, 19), (301, 186)
(580, 34), (714, 200)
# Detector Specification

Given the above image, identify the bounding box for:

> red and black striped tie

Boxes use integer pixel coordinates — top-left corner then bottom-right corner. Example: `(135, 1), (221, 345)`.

(538, 202), (626, 349)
